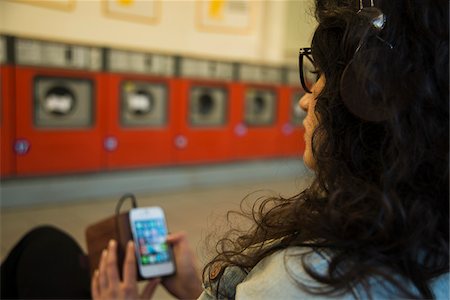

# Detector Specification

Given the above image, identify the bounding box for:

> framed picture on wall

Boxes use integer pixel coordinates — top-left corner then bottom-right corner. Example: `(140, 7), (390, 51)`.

(102, 0), (161, 25)
(8, 0), (76, 11)
(195, 0), (259, 34)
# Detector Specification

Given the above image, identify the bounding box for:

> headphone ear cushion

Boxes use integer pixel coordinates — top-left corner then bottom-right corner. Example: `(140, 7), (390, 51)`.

(340, 48), (392, 122)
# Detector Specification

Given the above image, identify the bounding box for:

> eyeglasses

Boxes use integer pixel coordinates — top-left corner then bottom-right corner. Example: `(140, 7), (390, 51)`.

(298, 47), (319, 94)
(298, 1), (391, 97)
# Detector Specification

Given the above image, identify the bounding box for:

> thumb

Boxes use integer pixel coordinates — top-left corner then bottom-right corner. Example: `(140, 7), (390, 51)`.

(166, 231), (187, 245)
(140, 278), (161, 299)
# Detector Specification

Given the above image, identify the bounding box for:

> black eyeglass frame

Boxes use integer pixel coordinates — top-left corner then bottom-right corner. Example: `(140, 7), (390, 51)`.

(298, 3), (390, 95)
(298, 47), (315, 94)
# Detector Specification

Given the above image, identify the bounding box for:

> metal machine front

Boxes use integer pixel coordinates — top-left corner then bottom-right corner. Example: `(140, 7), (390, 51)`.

(34, 77), (93, 128)
(105, 49), (176, 170)
(121, 81), (167, 127)
(232, 63), (282, 160)
(0, 35), (15, 177)
(244, 89), (276, 126)
(277, 67), (307, 157)
(175, 57), (234, 164)
(189, 86), (226, 127)
(14, 37), (105, 176)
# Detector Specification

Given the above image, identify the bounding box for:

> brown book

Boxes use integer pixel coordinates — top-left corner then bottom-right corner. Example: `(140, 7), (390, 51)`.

(84, 194), (144, 280)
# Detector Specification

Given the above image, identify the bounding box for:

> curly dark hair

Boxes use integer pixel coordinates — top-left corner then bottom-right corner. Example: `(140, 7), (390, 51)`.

(203, 0), (449, 298)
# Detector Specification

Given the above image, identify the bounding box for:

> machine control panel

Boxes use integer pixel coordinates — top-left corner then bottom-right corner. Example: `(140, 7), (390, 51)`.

(15, 38), (102, 71)
(108, 49), (175, 77)
(179, 58), (234, 81)
(0, 36), (6, 65)
(238, 64), (283, 84)
(286, 68), (299, 86)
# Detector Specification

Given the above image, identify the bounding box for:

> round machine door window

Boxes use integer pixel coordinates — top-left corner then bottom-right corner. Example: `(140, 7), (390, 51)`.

(244, 89), (276, 126)
(121, 81), (167, 127)
(43, 86), (76, 116)
(253, 95), (266, 114)
(34, 76), (93, 128)
(198, 93), (215, 116)
(189, 87), (227, 127)
(292, 91), (306, 125)
(126, 90), (154, 116)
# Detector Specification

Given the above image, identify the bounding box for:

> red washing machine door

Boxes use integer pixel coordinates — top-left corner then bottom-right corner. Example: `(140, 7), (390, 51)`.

(0, 65), (15, 178)
(104, 74), (176, 170)
(278, 86), (306, 157)
(173, 79), (233, 164)
(14, 66), (106, 176)
(231, 83), (281, 160)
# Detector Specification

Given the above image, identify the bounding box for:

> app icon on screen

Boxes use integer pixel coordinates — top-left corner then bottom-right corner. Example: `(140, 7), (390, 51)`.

(135, 218), (170, 265)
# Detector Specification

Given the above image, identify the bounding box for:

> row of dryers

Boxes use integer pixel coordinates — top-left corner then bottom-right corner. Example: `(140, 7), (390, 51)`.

(0, 35), (307, 178)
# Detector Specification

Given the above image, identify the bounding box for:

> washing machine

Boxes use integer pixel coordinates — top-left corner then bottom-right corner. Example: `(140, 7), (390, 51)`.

(173, 57), (235, 164)
(0, 35), (15, 178)
(232, 64), (283, 160)
(14, 37), (106, 176)
(278, 67), (306, 157)
(104, 49), (176, 169)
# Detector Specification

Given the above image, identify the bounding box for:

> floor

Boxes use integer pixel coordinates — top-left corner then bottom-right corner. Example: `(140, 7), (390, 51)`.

(1, 176), (311, 299)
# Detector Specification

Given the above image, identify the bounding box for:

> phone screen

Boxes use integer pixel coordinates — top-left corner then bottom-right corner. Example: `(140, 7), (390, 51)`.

(133, 219), (170, 265)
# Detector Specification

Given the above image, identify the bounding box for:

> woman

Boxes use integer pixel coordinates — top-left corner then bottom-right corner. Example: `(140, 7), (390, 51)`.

(93, 0), (449, 299)
(2, 0), (447, 298)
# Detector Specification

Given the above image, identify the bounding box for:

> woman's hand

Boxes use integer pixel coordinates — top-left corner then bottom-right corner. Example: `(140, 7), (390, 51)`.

(162, 232), (203, 299)
(91, 240), (160, 300)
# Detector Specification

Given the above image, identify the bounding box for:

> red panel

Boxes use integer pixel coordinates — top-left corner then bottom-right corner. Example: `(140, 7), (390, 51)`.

(173, 79), (233, 164)
(277, 86), (305, 157)
(104, 74), (175, 170)
(231, 83), (282, 160)
(1, 65), (15, 177)
(15, 66), (106, 176)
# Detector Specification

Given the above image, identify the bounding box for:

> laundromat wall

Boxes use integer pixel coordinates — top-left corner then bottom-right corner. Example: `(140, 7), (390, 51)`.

(0, 0), (316, 179)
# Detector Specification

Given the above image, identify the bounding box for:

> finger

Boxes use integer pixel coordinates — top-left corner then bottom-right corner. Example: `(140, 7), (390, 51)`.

(123, 240), (137, 286)
(106, 240), (120, 286)
(91, 270), (100, 300)
(140, 278), (161, 300)
(166, 231), (187, 244)
(98, 249), (109, 289)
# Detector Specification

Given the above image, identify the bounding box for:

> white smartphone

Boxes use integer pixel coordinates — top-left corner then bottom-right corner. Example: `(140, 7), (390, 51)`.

(129, 207), (175, 278)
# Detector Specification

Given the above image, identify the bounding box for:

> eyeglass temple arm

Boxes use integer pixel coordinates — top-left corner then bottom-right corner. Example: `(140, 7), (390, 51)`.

(299, 53), (314, 93)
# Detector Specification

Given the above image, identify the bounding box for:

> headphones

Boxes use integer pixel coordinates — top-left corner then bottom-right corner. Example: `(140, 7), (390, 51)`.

(339, 0), (396, 122)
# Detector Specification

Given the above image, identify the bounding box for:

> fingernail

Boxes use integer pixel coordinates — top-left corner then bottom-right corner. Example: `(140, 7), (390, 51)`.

(102, 249), (107, 257)
(109, 239), (116, 248)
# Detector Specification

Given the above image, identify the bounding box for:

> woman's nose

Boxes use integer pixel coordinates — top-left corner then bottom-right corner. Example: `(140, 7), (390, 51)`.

(299, 93), (309, 112)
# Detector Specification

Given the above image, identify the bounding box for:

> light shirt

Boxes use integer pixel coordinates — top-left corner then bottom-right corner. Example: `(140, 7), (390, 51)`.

(199, 247), (449, 299)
